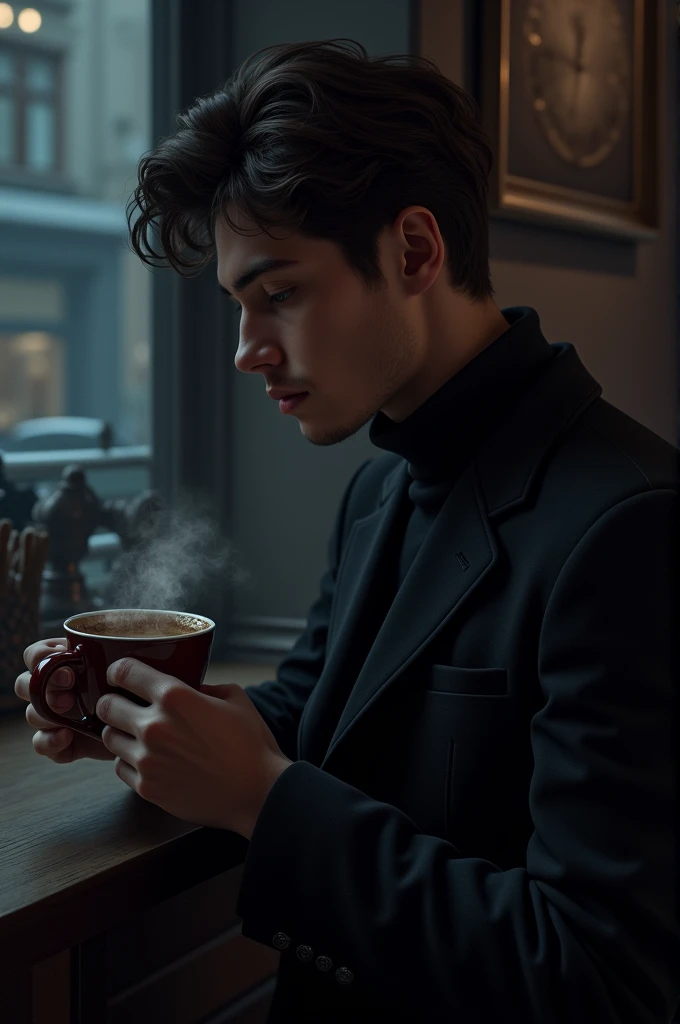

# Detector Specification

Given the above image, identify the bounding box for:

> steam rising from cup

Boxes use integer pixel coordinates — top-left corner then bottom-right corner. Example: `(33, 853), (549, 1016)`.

(106, 493), (253, 616)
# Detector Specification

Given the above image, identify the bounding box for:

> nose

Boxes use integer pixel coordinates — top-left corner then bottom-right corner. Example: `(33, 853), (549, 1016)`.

(233, 325), (283, 377)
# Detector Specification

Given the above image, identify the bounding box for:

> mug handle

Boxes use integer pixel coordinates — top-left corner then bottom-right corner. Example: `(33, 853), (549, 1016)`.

(29, 645), (104, 740)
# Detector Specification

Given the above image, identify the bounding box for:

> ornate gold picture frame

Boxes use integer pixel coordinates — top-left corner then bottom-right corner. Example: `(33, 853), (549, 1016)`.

(478, 0), (659, 239)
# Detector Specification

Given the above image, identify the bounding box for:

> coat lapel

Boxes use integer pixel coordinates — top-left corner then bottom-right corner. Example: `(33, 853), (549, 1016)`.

(298, 342), (603, 769)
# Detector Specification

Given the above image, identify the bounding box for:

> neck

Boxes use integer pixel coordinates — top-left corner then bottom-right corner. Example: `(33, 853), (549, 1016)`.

(383, 298), (510, 423)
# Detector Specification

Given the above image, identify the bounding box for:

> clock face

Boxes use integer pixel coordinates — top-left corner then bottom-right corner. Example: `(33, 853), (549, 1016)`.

(522, 0), (631, 168)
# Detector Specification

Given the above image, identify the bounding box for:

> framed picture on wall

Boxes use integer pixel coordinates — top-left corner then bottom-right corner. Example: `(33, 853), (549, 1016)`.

(478, 0), (660, 240)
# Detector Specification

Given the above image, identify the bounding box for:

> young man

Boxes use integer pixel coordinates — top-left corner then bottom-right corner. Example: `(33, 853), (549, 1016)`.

(17, 39), (680, 1023)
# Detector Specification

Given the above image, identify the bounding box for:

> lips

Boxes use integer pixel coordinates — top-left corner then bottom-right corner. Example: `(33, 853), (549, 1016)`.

(278, 392), (308, 414)
(267, 388), (308, 400)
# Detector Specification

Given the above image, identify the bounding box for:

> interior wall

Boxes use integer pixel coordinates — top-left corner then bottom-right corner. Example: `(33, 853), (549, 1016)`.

(421, 0), (679, 447)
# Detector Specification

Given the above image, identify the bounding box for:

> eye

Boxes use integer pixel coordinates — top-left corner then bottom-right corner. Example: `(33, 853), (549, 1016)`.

(228, 287), (295, 317)
(267, 288), (295, 306)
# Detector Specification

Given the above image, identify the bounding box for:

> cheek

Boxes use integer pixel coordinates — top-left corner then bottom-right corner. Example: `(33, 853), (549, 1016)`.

(303, 291), (379, 384)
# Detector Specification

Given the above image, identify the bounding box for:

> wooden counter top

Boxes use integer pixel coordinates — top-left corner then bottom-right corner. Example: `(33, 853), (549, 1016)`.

(0, 662), (276, 980)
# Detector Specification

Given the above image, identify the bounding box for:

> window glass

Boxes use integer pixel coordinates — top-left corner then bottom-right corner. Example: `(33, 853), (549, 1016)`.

(25, 100), (54, 170)
(0, 0), (152, 473)
(0, 331), (65, 430)
(25, 56), (55, 93)
(0, 95), (13, 163)
(0, 50), (15, 85)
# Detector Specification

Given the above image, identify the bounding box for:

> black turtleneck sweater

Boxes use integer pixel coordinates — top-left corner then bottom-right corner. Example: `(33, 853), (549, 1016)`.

(368, 306), (559, 592)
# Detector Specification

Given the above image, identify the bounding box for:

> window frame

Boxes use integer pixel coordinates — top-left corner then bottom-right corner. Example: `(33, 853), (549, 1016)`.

(151, 0), (236, 656)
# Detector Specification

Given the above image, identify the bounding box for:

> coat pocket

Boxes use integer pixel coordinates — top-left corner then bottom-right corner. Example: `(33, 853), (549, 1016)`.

(427, 665), (508, 696)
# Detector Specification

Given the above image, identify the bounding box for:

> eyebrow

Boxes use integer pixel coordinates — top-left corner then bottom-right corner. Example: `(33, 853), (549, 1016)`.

(217, 258), (302, 300)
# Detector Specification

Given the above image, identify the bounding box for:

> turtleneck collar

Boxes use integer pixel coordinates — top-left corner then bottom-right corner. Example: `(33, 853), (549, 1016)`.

(368, 306), (557, 484)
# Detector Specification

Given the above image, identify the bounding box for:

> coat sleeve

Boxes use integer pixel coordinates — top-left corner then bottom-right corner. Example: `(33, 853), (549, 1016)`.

(236, 489), (680, 1023)
(244, 459), (374, 762)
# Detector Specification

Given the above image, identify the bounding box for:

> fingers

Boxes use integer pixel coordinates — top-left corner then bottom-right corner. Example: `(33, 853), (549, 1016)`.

(32, 726), (116, 763)
(25, 695), (75, 731)
(16, 638), (76, 733)
(32, 727), (76, 763)
(16, 636), (74, 706)
(14, 665), (74, 705)
(23, 637), (69, 673)
(16, 636), (116, 764)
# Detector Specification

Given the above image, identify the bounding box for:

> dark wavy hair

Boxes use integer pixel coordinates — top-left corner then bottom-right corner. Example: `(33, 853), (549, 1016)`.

(127, 38), (495, 301)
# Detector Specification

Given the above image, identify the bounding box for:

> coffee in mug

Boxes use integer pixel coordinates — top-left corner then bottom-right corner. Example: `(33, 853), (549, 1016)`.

(28, 608), (215, 740)
(71, 610), (210, 639)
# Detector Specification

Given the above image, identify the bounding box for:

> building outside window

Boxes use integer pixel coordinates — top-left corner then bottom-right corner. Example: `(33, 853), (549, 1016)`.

(0, 0), (152, 574)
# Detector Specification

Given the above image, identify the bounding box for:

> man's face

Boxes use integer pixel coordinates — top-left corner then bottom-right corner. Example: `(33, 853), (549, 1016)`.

(215, 205), (422, 446)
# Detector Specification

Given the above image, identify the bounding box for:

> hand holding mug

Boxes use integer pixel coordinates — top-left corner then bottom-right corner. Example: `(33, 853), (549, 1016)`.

(16, 638), (116, 763)
(15, 609), (215, 762)
(16, 608), (293, 836)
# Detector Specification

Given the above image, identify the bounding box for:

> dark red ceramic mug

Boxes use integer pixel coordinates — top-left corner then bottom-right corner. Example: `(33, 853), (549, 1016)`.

(28, 608), (215, 741)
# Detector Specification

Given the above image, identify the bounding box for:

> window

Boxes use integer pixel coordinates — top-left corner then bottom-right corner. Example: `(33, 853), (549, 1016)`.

(0, 44), (62, 173)
(0, 0), (151, 460)
(0, 0), (153, 591)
